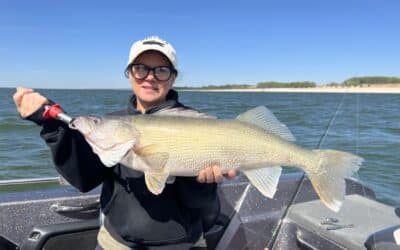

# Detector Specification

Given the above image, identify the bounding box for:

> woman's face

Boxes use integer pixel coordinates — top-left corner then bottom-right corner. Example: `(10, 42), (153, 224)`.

(128, 51), (176, 112)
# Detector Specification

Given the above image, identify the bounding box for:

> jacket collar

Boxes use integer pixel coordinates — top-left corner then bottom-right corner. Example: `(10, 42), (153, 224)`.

(127, 89), (180, 115)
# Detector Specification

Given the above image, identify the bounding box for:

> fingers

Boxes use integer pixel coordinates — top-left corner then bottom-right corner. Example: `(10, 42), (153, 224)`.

(224, 169), (237, 180)
(197, 164), (229, 183)
(205, 166), (214, 183)
(197, 166), (214, 183)
(212, 165), (223, 183)
(13, 87), (48, 118)
(196, 169), (206, 183)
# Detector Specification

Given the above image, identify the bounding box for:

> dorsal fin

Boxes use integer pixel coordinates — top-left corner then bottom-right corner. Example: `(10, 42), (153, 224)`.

(236, 106), (296, 142)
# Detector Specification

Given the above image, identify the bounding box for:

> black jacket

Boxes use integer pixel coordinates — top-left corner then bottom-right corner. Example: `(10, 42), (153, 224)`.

(33, 90), (219, 249)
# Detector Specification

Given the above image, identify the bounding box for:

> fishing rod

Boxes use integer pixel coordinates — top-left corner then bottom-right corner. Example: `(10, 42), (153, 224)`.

(265, 93), (347, 249)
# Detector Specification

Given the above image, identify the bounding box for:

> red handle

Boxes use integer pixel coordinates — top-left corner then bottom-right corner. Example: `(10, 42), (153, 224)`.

(43, 104), (63, 119)
(42, 104), (73, 124)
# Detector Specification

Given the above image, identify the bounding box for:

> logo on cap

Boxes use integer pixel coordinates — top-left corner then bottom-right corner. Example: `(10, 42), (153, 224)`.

(128, 36), (177, 68)
(142, 40), (165, 47)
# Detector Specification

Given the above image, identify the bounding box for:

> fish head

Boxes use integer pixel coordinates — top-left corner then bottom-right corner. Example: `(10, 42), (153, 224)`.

(70, 116), (100, 135)
(70, 116), (137, 147)
(69, 116), (138, 166)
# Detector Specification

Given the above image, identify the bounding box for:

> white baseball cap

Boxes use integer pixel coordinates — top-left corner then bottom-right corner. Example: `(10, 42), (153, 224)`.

(127, 36), (177, 69)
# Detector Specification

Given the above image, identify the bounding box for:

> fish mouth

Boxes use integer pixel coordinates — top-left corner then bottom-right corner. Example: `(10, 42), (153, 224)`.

(69, 118), (79, 130)
(69, 118), (77, 128)
(68, 116), (97, 134)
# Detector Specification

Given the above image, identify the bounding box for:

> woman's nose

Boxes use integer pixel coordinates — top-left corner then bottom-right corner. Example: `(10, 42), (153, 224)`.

(145, 69), (156, 80)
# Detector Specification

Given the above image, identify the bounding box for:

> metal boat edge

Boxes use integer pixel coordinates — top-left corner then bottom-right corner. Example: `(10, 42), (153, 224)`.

(0, 172), (399, 250)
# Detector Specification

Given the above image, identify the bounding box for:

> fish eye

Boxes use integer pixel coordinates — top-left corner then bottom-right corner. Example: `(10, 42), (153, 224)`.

(93, 118), (100, 124)
(70, 119), (76, 128)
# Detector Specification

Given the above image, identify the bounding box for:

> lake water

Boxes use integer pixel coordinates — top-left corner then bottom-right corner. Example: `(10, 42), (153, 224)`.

(0, 87), (399, 207)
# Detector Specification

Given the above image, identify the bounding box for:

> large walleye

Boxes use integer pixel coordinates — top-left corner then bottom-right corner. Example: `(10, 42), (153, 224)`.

(70, 106), (362, 212)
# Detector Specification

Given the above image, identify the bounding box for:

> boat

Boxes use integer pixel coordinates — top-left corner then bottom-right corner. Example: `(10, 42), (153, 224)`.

(1, 170), (399, 250)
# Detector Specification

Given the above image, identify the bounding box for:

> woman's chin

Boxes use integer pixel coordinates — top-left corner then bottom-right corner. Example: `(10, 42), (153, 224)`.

(138, 88), (158, 97)
(138, 94), (163, 105)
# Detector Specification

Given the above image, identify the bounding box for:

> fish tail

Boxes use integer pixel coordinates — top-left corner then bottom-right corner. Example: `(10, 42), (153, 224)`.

(306, 149), (363, 212)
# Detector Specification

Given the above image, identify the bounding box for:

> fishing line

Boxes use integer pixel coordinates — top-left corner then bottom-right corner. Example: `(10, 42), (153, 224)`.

(266, 92), (347, 249)
(354, 93), (375, 243)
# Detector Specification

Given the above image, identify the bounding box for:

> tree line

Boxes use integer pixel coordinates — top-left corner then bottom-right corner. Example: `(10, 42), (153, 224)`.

(342, 77), (400, 86)
(176, 76), (400, 89)
(256, 81), (316, 88)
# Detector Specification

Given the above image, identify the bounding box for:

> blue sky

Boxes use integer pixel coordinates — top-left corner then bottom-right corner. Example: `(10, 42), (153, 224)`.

(0, 0), (399, 89)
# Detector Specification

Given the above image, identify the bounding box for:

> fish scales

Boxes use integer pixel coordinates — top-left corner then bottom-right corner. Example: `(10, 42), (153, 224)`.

(70, 106), (363, 212)
(132, 115), (314, 175)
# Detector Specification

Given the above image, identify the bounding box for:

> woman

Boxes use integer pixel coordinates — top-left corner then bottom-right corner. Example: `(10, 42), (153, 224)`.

(13, 36), (236, 250)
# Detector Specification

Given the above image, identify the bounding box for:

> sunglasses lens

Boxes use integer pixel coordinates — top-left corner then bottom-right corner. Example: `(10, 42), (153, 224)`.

(131, 65), (148, 80)
(154, 67), (172, 81)
(130, 64), (174, 81)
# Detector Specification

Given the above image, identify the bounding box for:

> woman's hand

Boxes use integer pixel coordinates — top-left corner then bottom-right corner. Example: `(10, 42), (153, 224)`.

(13, 87), (48, 118)
(197, 164), (237, 183)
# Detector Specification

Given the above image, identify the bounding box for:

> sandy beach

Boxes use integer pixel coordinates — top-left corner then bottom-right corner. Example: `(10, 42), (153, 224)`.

(181, 86), (400, 94)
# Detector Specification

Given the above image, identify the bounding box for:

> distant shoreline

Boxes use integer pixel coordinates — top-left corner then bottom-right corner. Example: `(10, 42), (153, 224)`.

(179, 86), (400, 94)
(2, 86), (400, 94)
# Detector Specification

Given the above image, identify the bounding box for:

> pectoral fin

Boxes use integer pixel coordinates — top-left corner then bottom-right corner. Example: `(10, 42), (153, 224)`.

(242, 166), (282, 198)
(135, 145), (171, 195)
(145, 172), (170, 195)
(142, 152), (169, 195)
(136, 145), (169, 169)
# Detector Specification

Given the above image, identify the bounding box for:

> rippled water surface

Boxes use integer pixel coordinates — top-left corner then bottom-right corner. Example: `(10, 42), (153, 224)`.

(1, 88), (399, 207)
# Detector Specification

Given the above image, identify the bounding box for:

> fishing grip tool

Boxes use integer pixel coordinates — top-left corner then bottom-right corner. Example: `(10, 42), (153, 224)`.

(326, 224), (354, 231)
(320, 217), (354, 231)
(320, 217), (339, 225)
(43, 104), (73, 124)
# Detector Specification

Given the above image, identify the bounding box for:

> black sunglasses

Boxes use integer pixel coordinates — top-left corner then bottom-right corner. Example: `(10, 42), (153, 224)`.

(127, 64), (177, 81)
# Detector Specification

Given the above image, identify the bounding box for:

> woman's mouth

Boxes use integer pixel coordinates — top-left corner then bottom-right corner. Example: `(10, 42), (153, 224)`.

(141, 85), (158, 92)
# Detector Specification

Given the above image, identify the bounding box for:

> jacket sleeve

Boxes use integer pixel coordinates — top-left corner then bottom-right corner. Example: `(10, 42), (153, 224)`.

(175, 177), (220, 231)
(175, 177), (218, 209)
(28, 105), (112, 192)
(39, 119), (111, 192)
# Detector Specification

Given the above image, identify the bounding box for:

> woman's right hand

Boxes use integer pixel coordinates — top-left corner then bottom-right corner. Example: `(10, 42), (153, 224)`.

(13, 87), (48, 118)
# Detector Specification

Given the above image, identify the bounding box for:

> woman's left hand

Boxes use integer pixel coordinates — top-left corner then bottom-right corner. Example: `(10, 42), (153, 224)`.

(197, 164), (237, 183)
